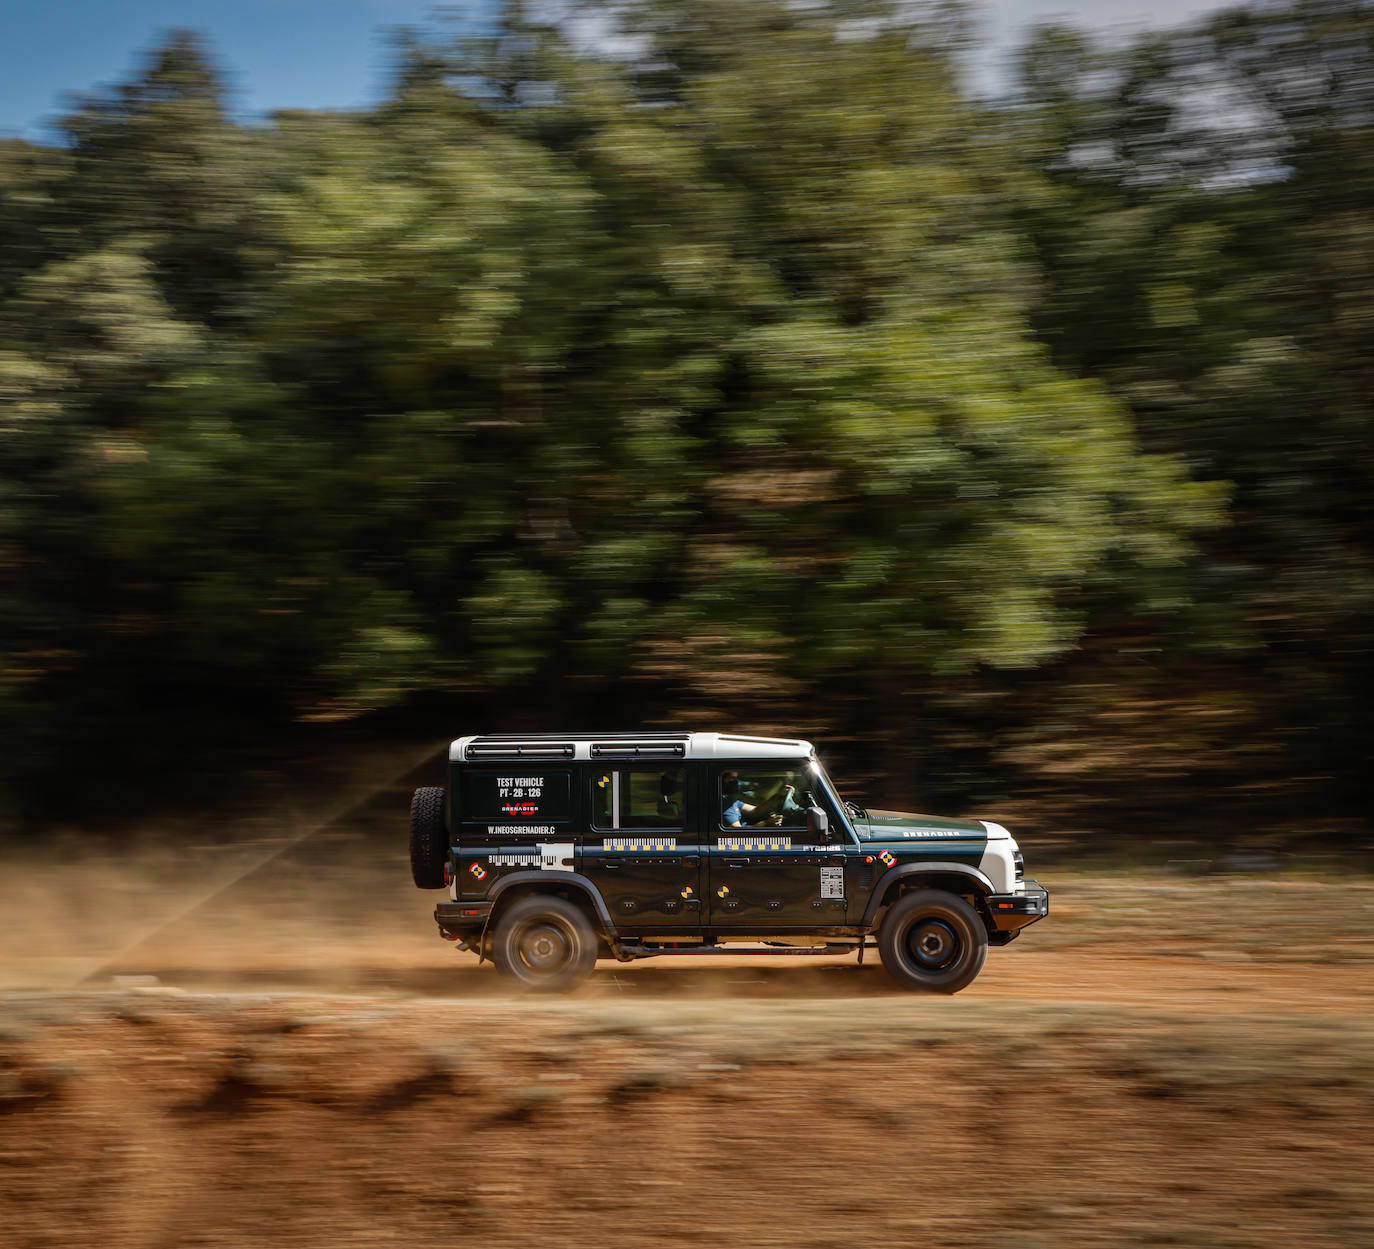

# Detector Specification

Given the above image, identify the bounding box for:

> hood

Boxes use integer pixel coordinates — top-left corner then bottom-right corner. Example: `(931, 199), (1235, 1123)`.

(854, 809), (994, 842)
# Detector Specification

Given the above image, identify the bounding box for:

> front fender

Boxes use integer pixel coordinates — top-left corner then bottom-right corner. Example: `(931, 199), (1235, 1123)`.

(861, 861), (996, 928)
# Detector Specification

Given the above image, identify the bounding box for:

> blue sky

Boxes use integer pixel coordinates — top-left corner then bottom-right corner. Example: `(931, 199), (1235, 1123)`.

(1, 0), (1228, 142)
(1, 0), (465, 140)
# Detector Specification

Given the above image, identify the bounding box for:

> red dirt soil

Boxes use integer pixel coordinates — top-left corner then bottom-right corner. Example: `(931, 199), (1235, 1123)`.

(3, 821), (1372, 1247)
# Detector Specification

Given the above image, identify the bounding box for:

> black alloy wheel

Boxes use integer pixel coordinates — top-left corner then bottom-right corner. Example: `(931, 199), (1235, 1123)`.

(877, 889), (989, 993)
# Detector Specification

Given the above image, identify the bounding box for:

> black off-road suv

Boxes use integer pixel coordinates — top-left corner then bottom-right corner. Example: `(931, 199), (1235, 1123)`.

(410, 732), (1047, 992)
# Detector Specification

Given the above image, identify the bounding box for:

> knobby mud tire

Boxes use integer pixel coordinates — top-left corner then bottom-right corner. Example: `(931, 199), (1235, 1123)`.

(409, 787), (448, 890)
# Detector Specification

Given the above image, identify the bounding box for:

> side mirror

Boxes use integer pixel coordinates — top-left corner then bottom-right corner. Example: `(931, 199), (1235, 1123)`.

(806, 806), (830, 841)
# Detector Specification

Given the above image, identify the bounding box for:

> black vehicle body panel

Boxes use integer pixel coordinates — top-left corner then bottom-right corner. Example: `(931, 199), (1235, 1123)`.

(436, 745), (1048, 949)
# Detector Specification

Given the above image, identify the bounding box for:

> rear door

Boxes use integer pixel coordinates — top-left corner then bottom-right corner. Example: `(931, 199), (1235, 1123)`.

(706, 762), (845, 928)
(578, 765), (704, 929)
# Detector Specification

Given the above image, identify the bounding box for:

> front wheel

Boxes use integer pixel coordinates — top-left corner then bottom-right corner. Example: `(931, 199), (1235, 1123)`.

(490, 896), (599, 993)
(877, 890), (988, 993)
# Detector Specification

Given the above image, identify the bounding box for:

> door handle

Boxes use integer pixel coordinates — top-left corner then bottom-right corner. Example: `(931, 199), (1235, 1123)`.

(725, 858), (750, 867)
(603, 860), (621, 870)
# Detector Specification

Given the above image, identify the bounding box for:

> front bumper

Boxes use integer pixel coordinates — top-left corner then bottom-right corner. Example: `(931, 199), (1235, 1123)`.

(987, 879), (1049, 932)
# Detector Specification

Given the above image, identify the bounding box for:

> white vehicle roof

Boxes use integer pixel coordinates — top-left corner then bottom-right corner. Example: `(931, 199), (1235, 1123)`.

(449, 732), (815, 763)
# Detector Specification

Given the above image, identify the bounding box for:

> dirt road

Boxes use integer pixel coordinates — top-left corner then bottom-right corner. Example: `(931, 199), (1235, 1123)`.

(3, 831), (1373, 1248)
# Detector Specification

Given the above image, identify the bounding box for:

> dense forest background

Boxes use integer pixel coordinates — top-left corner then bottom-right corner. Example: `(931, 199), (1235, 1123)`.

(1, 0), (1370, 842)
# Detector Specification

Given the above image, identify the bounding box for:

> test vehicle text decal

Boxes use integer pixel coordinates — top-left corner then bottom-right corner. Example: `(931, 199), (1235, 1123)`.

(462, 771), (571, 824)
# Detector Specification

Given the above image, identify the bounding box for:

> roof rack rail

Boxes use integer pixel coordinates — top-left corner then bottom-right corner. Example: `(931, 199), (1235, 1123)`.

(590, 741), (687, 759)
(464, 740), (575, 760)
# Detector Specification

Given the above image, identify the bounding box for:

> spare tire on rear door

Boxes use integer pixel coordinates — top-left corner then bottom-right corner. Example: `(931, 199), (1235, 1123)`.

(410, 787), (448, 889)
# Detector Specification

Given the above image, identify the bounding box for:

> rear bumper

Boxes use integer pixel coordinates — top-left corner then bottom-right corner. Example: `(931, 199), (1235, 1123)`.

(987, 879), (1049, 932)
(435, 900), (492, 936)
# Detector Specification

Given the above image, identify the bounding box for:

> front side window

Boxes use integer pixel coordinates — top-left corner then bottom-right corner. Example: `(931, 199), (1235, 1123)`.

(718, 768), (812, 831)
(592, 768), (686, 830)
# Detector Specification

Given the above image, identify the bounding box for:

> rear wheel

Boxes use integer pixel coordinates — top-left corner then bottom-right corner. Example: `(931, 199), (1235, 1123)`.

(491, 896), (599, 993)
(878, 889), (988, 993)
(409, 787), (448, 889)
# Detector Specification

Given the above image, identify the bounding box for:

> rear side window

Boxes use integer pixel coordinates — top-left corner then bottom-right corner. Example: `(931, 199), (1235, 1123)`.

(460, 771), (572, 824)
(592, 768), (686, 830)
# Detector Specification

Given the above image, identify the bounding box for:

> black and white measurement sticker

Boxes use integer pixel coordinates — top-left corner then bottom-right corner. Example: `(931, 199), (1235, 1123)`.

(488, 852), (541, 867)
(820, 865), (844, 899)
(485, 844), (575, 871)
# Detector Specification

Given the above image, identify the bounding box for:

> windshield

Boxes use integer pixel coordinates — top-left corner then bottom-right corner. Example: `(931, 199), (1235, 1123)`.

(809, 759), (861, 833)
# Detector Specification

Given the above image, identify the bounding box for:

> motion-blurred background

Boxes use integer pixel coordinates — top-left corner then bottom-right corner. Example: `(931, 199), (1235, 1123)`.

(1, 0), (1370, 849)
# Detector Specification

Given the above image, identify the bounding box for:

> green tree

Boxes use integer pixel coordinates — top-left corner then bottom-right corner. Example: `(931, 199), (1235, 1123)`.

(1, 5), (1227, 822)
(1012, 0), (1374, 810)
